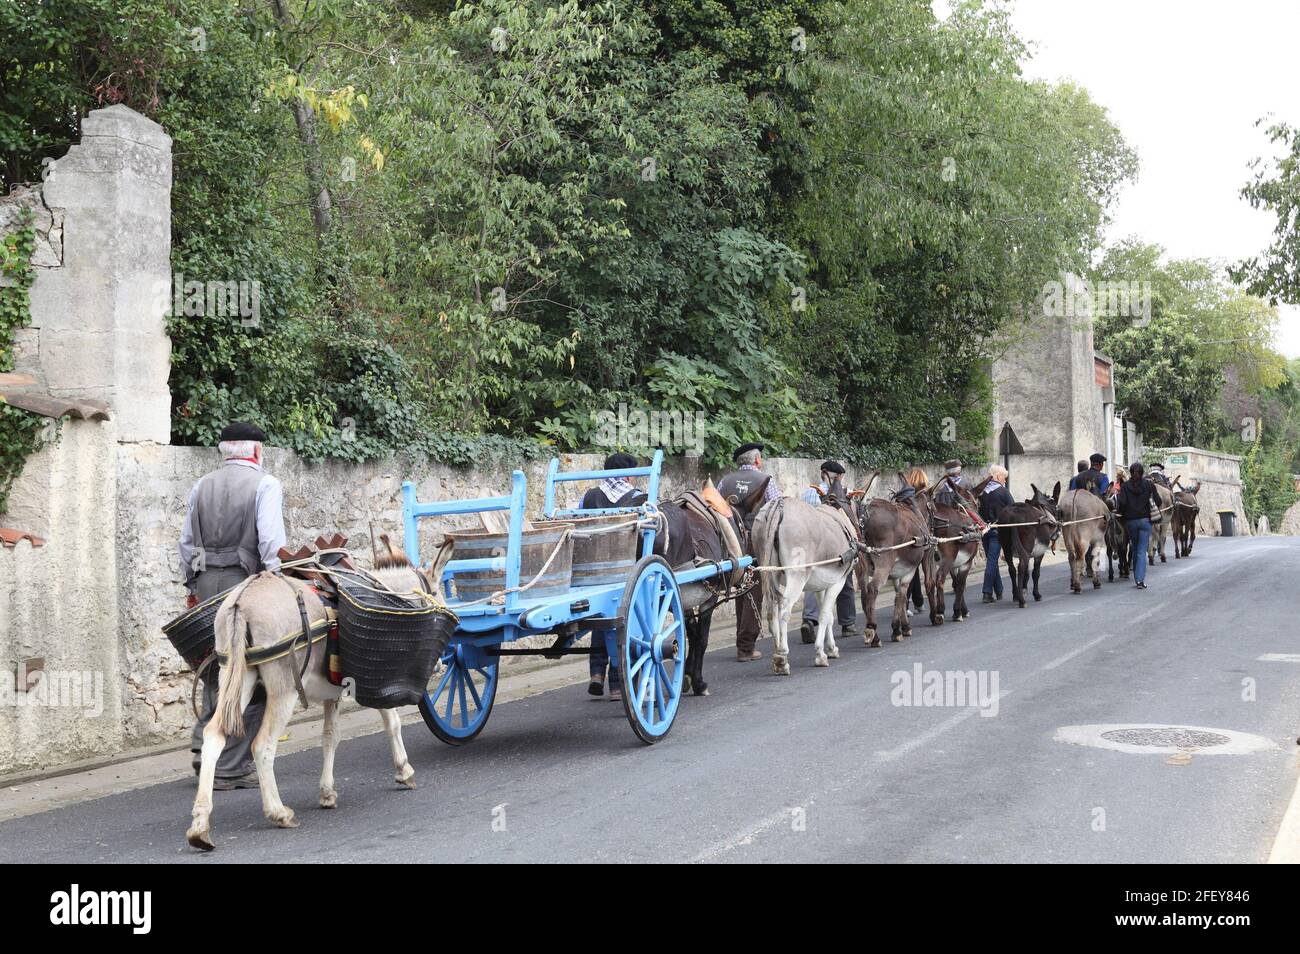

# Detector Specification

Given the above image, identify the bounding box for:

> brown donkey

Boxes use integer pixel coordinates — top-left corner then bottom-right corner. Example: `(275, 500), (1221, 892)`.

(996, 483), (1061, 607)
(1171, 479), (1201, 558)
(853, 472), (935, 645)
(928, 476), (989, 623)
(1057, 486), (1110, 592)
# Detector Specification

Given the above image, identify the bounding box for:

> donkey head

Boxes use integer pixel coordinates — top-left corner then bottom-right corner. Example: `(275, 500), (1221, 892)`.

(1029, 482), (1062, 521)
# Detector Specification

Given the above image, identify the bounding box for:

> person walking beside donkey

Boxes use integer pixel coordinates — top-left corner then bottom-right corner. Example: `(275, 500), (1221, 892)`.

(178, 422), (287, 789)
(717, 442), (781, 661)
(798, 460), (858, 645)
(1117, 461), (1157, 590)
(581, 452), (647, 701)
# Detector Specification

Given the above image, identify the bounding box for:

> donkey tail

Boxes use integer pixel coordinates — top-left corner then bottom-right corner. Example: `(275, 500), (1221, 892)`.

(213, 577), (257, 738)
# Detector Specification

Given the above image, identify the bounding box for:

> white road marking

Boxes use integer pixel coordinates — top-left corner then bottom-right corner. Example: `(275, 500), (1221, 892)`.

(1041, 634), (1112, 671)
(1258, 654), (1300, 663)
(873, 691), (1013, 763)
(1268, 757), (1300, 864)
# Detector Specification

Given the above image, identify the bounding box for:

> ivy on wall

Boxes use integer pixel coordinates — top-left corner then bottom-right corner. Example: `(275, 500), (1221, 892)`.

(0, 210), (48, 513)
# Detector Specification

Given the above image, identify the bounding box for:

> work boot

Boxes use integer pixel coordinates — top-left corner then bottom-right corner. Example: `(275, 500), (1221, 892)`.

(982, 593), (996, 604)
(737, 648), (762, 662)
(800, 619), (816, 644)
(213, 772), (259, 791)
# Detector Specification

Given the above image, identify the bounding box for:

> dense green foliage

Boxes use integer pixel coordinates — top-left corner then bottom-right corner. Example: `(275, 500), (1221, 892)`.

(2, 0), (1139, 468)
(0, 215), (48, 512)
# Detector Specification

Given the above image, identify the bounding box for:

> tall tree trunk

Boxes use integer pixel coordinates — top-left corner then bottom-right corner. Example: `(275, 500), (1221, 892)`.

(269, 0), (333, 243)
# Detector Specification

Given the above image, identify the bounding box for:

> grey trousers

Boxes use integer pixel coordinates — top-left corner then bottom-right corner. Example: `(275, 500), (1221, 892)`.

(189, 566), (266, 778)
(802, 584), (858, 632)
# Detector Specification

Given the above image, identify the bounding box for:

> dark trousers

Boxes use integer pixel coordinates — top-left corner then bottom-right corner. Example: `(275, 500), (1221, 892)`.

(982, 530), (1003, 597)
(802, 584), (857, 632)
(190, 566), (265, 778)
(1127, 518), (1152, 584)
(736, 581), (763, 653)
(908, 570), (924, 609)
(589, 633), (621, 690)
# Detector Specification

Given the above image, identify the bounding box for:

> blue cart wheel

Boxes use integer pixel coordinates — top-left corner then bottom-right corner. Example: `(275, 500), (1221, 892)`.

(418, 643), (498, 745)
(617, 555), (687, 744)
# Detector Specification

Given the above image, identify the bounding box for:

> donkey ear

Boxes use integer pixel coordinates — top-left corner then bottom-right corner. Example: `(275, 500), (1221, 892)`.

(969, 475), (992, 497)
(1030, 483), (1041, 498)
(858, 471), (878, 495)
(1051, 481), (1061, 503)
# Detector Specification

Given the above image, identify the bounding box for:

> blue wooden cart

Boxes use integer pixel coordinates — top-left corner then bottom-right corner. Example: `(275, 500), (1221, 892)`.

(401, 451), (750, 744)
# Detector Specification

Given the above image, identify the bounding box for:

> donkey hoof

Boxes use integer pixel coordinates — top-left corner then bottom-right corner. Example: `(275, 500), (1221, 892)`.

(396, 764), (417, 790)
(693, 684), (710, 697)
(865, 634), (881, 648)
(771, 655), (791, 676)
(932, 615), (944, 626)
(186, 825), (215, 852)
(890, 633), (903, 643)
(681, 674), (692, 695)
(268, 808), (298, 829)
(813, 653), (829, 668)
(826, 645), (840, 659)
(1033, 594), (1043, 602)
(319, 788), (338, 809)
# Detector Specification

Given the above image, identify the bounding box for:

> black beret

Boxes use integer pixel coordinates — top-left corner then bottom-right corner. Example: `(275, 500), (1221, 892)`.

(943, 458), (962, 470)
(733, 442), (764, 462)
(1089, 452), (1106, 464)
(219, 421), (267, 442)
(820, 459), (845, 474)
(1149, 462), (1164, 470)
(603, 452), (637, 471)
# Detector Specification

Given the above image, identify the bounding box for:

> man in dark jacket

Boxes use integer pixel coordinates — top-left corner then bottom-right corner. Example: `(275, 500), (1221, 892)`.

(716, 443), (781, 661)
(979, 464), (1014, 602)
(580, 452), (646, 701)
(580, 452), (647, 510)
(1067, 460), (1088, 489)
(1074, 452), (1110, 495)
(1117, 462), (1157, 589)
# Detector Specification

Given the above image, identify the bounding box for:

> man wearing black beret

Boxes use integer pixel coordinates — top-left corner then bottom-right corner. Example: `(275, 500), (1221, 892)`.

(177, 421), (287, 789)
(798, 460), (858, 645)
(717, 443), (782, 661)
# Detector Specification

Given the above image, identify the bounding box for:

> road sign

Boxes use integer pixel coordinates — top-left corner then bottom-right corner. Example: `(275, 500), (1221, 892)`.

(998, 421), (1024, 463)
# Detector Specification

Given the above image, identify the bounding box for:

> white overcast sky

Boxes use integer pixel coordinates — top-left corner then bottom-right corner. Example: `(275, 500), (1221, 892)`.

(936, 0), (1300, 357)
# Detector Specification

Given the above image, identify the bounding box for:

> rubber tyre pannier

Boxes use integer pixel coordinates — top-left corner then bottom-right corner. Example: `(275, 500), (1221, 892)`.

(335, 576), (458, 709)
(161, 585), (239, 670)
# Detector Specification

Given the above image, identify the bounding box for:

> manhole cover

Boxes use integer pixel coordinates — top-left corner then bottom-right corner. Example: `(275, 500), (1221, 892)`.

(1100, 727), (1231, 748)
(1055, 724), (1274, 756)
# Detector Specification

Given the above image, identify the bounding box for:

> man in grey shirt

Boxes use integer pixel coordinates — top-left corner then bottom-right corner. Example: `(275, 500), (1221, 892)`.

(178, 421), (287, 788)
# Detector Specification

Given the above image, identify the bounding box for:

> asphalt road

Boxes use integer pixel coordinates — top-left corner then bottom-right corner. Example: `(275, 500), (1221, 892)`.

(3, 536), (1298, 863)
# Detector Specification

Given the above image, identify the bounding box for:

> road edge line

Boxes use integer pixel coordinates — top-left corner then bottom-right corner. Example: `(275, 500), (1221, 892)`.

(1267, 751), (1300, 864)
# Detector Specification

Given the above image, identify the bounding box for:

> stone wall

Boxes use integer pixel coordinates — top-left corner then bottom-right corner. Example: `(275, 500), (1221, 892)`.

(1153, 447), (1249, 537)
(0, 420), (122, 775)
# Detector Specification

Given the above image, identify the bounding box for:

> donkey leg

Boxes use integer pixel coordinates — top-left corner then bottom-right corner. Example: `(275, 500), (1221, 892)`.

(813, 584), (841, 666)
(892, 574), (910, 641)
(771, 571), (803, 676)
(319, 698), (340, 808)
(863, 563), (883, 648)
(253, 690), (301, 829)
(187, 672), (257, 852)
(1031, 556), (1044, 601)
(953, 565), (969, 620)
(1089, 543), (1102, 589)
(379, 708), (417, 789)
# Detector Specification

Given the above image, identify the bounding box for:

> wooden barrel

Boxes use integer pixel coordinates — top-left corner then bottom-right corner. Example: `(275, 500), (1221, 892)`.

(570, 514), (641, 589)
(449, 521), (573, 601)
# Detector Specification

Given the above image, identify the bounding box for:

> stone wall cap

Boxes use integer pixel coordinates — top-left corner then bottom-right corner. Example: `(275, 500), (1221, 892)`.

(80, 105), (172, 149)
(1153, 445), (1243, 463)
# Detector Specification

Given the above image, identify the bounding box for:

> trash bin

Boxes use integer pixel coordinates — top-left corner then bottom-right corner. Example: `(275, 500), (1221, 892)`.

(1217, 510), (1236, 537)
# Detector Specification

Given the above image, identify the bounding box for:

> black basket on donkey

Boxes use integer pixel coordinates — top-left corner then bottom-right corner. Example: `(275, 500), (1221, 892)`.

(161, 586), (240, 670)
(335, 574), (458, 709)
